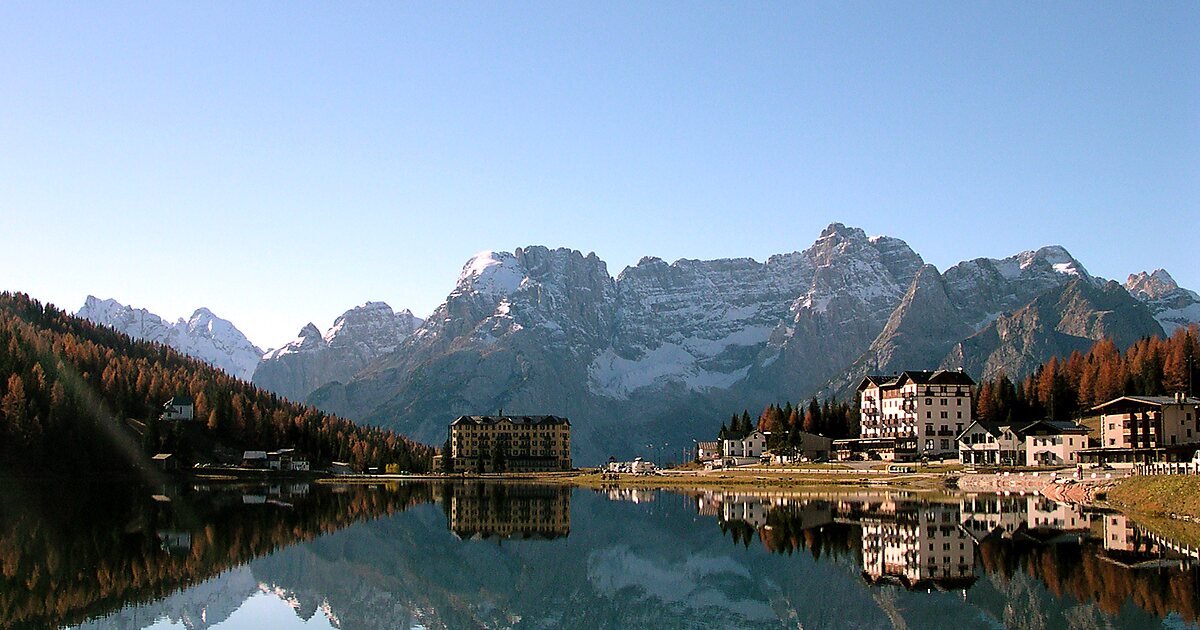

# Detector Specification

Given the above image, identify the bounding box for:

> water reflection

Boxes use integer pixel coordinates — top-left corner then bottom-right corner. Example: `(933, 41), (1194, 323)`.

(700, 489), (1200, 626)
(445, 482), (570, 539)
(5, 477), (1200, 629)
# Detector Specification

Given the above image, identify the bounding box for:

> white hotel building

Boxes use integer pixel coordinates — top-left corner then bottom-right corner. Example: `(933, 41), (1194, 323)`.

(857, 370), (975, 460)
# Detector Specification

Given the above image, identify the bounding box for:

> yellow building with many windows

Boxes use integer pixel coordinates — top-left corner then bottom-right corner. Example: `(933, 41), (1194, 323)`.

(449, 415), (572, 472)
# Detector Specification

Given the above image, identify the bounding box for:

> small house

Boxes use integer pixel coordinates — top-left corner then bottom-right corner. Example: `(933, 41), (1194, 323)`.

(161, 396), (194, 422)
(242, 450), (268, 468)
(723, 430), (767, 466)
(151, 453), (179, 472)
(696, 441), (721, 462)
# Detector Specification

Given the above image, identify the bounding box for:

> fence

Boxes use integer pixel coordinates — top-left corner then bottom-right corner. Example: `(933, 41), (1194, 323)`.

(1135, 462), (1199, 476)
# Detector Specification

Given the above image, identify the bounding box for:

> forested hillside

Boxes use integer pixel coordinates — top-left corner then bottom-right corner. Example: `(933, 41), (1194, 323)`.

(0, 292), (431, 474)
(973, 324), (1199, 423)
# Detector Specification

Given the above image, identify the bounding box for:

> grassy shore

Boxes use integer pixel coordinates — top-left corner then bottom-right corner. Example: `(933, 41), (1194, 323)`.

(315, 466), (959, 491)
(1104, 475), (1200, 521)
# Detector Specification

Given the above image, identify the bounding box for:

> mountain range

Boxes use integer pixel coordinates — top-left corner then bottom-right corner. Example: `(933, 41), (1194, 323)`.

(77, 223), (1200, 462)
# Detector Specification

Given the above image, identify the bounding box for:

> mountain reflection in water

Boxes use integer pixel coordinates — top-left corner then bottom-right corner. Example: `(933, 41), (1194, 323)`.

(2, 478), (1198, 629)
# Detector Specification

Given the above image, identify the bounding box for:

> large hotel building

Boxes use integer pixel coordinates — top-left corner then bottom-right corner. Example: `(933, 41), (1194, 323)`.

(854, 370), (975, 461)
(447, 414), (572, 473)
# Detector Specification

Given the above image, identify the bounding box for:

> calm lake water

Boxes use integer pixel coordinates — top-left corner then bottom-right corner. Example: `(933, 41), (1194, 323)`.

(3, 478), (1198, 629)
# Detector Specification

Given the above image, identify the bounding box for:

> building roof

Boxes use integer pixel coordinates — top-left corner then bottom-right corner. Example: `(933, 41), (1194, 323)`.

(450, 415), (571, 426)
(958, 418), (1087, 441)
(859, 370), (974, 391)
(858, 375), (899, 390)
(1019, 419), (1090, 435)
(243, 450), (267, 459)
(165, 395), (193, 407)
(1090, 395), (1200, 412)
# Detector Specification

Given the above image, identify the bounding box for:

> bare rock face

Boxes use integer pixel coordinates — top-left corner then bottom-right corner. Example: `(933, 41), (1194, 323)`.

(78, 296), (262, 380)
(941, 245), (1094, 331)
(744, 224), (925, 401)
(1125, 269), (1200, 334)
(299, 225), (1183, 464)
(942, 279), (1164, 380)
(252, 302), (422, 402)
(308, 226), (929, 462)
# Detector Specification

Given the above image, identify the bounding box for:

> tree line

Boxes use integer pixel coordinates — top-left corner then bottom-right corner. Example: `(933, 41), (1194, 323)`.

(717, 398), (859, 448)
(974, 324), (1199, 424)
(0, 292), (432, 474)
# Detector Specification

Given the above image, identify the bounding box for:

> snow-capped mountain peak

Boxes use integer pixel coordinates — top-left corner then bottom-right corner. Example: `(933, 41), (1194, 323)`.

(456, 250), (525, 297)
(77, 297), (263, 381)
(1126, 269), (1181, 301)
(251, 301), (424, 402)
(1124, 269), (1200, 334)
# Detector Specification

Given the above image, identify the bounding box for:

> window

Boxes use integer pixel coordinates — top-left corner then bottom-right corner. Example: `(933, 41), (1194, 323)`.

(940, 411), (948, 419)
(941, 399), (948, 406)
(926, 411), (932, 418)
(926, 398), (932, 405)
(957, 411), (962, 419)
(957, 398), (962, 406)
(941, 439), (950, 449)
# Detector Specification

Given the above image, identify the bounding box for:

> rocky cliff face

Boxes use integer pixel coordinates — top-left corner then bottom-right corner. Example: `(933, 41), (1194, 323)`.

(820, 245), (1098, 398)
(77, 296), (263, 380)
(941, 279), (1165, 380)
(83, 225), (1197, 463)
(309, 226), (931, 461)
(1125, 269), (1200, 335)
(252, 302), (422, 402)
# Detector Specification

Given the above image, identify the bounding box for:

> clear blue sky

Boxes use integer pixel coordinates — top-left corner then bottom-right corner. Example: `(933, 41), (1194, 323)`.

(1, 3), (1196, 350)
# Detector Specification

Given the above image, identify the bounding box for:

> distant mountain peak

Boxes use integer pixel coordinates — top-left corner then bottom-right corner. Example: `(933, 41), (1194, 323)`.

(253, 301), (424, 402)
(77, 297), (262, 380)
(1126, 269), (1180, 299)
(456, 250), (525, 296)
(1124, 268), (1199, 334)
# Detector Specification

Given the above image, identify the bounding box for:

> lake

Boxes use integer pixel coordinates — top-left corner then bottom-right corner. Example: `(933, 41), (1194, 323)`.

(2, 478), (1197, 629)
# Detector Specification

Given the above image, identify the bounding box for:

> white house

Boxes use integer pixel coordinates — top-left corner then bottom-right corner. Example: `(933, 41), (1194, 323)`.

(696, 441), (722, 462)
(161, 396), (194, 422)
(958, 419), (1090, 467)
(1022, 420), (1090, 466)
(723, 430), (767, 466)
(858, 370), (975, 460)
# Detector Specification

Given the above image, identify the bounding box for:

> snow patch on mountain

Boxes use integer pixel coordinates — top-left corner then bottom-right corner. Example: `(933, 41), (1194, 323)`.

(457, 250), (525, 296)
(78, 296), (263, 380)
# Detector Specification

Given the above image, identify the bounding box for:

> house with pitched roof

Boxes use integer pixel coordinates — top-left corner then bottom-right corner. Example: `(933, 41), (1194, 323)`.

(1078, 393), (1200, 464)
(161, 396), (194, 421)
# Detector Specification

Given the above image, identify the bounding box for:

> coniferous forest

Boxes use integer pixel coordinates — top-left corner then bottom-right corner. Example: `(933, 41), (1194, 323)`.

(725, 324), (1198, 443)
(0, 292), (432, 475)
(973, 325), (1199, 424)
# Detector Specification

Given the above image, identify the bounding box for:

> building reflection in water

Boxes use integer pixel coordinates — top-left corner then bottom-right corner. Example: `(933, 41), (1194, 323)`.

(446, 483), (571, 540)
(697, 488), (1200, 607)
(856, 500), (975, 591)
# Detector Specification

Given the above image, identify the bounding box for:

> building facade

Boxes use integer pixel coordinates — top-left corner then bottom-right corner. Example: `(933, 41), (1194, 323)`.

(161, 396), (194, 421)
(723, 430), (767, 466)
(956, 419), (1088, 466)
(696, 441), (721, 462)
(1095, 395), (1200, 449)
(1022, 420), (1089, 466)
(857, 370), (975, 460)
(449, 415), (572, 473)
